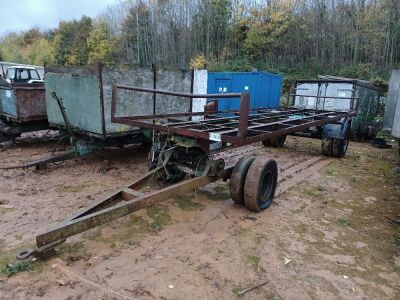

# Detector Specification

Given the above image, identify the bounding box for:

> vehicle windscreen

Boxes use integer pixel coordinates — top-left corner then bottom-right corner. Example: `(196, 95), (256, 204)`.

(5, 68), (15, 80)
(29, 69), (41, 80)
(16, 69), (30, 82)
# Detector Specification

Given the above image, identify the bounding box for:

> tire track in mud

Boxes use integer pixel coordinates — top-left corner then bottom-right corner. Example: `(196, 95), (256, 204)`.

(276, 156), (334, 197)
(213, 143), (333, 197)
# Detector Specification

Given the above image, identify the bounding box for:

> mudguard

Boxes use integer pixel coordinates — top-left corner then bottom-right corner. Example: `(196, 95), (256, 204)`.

(322, 117), (352, 139)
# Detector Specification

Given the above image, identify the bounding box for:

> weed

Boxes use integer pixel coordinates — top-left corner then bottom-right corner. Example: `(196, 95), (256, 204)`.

(147, 205), (172, 231)
(0, 207), (14, 214)
(55, 181), (99, 193)
(394, 232), (400, 248)
(268, 294), (281, 300)
(336, 218), (350, 226)
(232, 287), (243, 295)
(3, 261), (33, 276)
(199, 189), (231, 201)
(56, 242), (90, 262)
(326, 169), (339, 176)
(175, 196), (204, 211)
(246, 255), (260, 270)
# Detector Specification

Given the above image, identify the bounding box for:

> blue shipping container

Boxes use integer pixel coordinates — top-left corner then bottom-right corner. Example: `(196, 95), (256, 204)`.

(207, 71), (282, 111)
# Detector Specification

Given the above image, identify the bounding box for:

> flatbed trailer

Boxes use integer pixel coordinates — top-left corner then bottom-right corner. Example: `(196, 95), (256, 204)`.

(111, 85), (356, 153)
(17, 87), (357, 260)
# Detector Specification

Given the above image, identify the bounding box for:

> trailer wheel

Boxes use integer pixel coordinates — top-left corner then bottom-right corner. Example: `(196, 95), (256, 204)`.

(244, 158), (278, 212)
(321, 138), (333, 156)
(230, 156), (255, 205)
(332, 135), (349, 158)
(262, 135), (286, 148)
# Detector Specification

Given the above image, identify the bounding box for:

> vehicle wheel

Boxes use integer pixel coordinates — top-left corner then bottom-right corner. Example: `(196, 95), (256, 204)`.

(262, 135), (286, 148)
(321, 138), (333, 156)
(244, 158), (278, 212)
(332, 133), (349, 158)
(229, 156), (255, 205)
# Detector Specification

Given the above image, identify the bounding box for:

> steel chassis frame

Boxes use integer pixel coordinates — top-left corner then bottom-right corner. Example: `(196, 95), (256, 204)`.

(111, 85), (357, 151)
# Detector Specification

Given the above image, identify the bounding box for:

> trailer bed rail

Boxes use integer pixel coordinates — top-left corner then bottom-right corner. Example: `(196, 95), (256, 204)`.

(111, 85), (357, 149)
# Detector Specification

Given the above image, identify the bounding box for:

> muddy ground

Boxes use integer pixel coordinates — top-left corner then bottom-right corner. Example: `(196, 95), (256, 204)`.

(0, 134), (399, 300)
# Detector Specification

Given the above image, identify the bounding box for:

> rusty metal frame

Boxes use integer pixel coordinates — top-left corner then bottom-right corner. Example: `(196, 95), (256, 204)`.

(19, 161), (233, 258)
(111, 85), (357, 149)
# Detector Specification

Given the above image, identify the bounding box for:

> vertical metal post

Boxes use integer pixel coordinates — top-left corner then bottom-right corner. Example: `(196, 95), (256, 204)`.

(152, 63), (157, 116)
(316, 83), (321, 110)
(189, 69), (194, 120)
(237, 93), (249, 138)
(111, 84), (117, 122)
(98, 62), (106, 139)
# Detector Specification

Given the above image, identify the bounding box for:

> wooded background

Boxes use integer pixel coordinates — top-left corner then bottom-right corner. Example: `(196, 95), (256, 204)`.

(0, 0), (399, 84)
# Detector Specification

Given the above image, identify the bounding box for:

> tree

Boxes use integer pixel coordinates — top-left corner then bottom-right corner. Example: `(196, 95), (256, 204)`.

(87, 22), (113, 65)
(53, 16), (92, 66)
(118, 1), (154, 67)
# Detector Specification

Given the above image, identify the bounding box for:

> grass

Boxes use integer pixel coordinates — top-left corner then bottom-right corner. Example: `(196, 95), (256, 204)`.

(175, 195), (204, 211)
(303, 184), (326, 199)
(0, 240), (46, 277)
(394, 231), (400, 248)
(147, 205), (172, 232)
(199, 185), (231, 201)
(0, 207), (14, 215)
(232, 287), (244, 295)
(56, 241), (91, 263)
(3, 261), (33, 276)
(55, 181), (100, 193)
(268, 294), (281, 300)
(83, 215), (150, 249)
(246, 255), (260, 270)
(336, 218), (350, 226)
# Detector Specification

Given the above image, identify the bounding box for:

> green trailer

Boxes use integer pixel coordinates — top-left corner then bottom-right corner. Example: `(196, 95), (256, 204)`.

(2, 64), (194, 169)
(292, 77), (382, 140)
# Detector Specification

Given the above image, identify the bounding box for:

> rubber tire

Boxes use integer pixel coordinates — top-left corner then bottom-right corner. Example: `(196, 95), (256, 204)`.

(332, 130), (349, 158)
(244, 158), (278, 212)
(332, 139), (348, 157)
(230, 156), (255, 205)
(321, 138), (333, 156)
(262, 135), (286, 148)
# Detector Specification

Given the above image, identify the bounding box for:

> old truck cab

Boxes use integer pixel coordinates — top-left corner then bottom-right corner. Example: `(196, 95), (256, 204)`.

(4, 66), (43, 84)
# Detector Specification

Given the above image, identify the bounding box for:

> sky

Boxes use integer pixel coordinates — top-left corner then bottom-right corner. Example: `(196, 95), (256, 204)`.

(0, 0), (119, 36)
